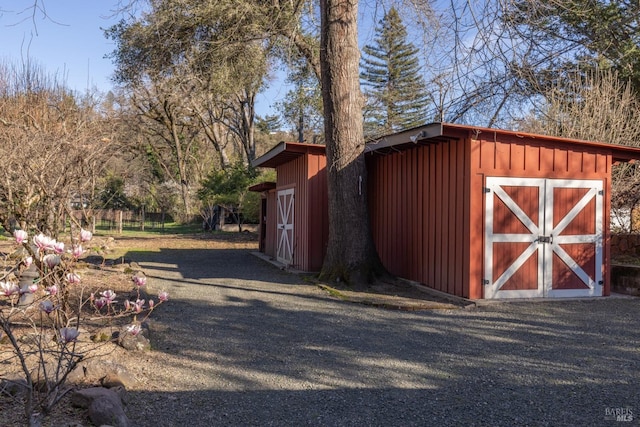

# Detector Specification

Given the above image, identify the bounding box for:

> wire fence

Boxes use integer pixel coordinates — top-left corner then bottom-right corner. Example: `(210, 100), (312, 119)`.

(70, 209), (199, 232)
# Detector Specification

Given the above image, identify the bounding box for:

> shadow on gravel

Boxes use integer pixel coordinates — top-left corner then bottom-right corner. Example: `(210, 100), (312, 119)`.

(124, 246), (640, 426)
(134, 295), (640, 426)
(126, 247), (303, 283)
(126, 383), (638, 426)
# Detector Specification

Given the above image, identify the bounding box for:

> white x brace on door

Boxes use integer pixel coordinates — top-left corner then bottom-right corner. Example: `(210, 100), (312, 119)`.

(276, 188), (294, 265)
(484, 177), (603, 299)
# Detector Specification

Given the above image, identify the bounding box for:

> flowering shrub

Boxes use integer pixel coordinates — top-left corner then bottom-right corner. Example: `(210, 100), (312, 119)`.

(0, 228), (168, 426)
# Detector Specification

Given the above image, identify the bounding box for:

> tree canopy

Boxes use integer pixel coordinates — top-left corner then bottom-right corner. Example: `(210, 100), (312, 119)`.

(360, 7), (429, 136)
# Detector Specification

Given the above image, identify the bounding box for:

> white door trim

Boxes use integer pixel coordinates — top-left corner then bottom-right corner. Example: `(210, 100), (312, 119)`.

(485, 177), (603, 299)
(276, 188), (295, 265)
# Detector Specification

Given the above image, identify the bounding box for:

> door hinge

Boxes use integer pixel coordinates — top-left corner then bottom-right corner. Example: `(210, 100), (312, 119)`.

(483, 279), (489, 285)
(598, 280), (604, 285)
(483, 187), (491, 193)
(598, 190), (604, 196)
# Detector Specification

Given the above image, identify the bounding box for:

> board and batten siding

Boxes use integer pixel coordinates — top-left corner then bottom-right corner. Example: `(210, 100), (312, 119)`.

(468, 129), (613, 298)
(275, 153), (328, 271)
(368, 126), (615, 299)
(367, 137), (469, 297)
(264, 190), (277, 260)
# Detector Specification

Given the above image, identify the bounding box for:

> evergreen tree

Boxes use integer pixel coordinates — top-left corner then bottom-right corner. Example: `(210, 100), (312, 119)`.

(360, 7), (429, 136)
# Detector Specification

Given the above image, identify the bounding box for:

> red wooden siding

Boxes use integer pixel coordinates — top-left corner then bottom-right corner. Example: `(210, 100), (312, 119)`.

(306, 153), (328, 271)
(468, 129), (612, 298)
(368, 138), (469, 297)
(273, 153), (327, 271)
(255, 124), (640, 298)
(366, 124), (639, 299)
(264, 190), (277, 258)
(490, 186), (540, 292)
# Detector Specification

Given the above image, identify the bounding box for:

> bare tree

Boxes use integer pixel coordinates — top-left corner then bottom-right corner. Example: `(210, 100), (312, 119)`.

(127, 81), (201, 219)
(519, 69), (640, 231)
(0, 59), (118, 235)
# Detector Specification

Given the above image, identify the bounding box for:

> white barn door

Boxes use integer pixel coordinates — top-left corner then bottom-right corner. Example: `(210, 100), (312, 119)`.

(484, 177), (603, 299)
(276, 188), (295, 265)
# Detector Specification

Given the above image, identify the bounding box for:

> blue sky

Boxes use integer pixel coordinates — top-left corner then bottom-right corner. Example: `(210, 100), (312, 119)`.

(0, 1), (386, 118)
(0, 1), (120, 93)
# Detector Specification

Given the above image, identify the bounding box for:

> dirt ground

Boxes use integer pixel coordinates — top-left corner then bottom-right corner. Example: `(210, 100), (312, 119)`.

(0, 232), (259, 426)
(1, 231), (452, 426)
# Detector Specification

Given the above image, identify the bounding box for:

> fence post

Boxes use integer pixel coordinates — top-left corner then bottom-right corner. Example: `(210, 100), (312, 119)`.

(117, 210), (123, 234)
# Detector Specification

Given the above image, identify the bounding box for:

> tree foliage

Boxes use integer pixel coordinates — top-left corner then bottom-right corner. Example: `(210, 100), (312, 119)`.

(503, 0), (640, 94)
(519, 69), (640, 231)
(276, 60), (323, 143)
(198, 163), (267, 230)
(360, 7), (429, 136)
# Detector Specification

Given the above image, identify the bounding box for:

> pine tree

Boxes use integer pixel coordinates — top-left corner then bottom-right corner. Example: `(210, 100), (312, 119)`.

(360, 7), (429, 136)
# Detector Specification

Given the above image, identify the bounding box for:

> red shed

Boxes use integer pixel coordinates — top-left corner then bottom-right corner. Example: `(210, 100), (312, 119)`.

(251, 141), (328, 271)
(366, 122), (640, 299)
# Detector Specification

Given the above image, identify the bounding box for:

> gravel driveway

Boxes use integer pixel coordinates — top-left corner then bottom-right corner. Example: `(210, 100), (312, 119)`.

(128, 245), (640, 427)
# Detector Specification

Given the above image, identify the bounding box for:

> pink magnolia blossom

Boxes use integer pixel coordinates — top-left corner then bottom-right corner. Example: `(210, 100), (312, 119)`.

(126, 324), (141, 336)
(43, 254), (61, 269)
(124, 299), (131, 311)
(45, 285), (58, 296)
(80, 229), (93, 242)
(53, 241), (65, 254)
(158, 291), (169, 302)
(148, 299), (155, 309)
(133, 299), (145, 313)
(59, 327), (79, 343)
(132, 275), (147, 287)
(23, 256), (33, 268)
(0, 281), (20, 297)
(94, 298), (107, 309)
(13, 229), (28, 244)
(33, 233), (56, 252)
(71, 245), (84, 258)
(28, 283), (38, 294)
(66, 273), (81, 284)
(40, 300), (56, 314)
(101, 290), (116, 304)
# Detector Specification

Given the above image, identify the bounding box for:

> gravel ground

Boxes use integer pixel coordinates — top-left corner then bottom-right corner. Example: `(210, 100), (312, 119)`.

(121, 244), (640, 427)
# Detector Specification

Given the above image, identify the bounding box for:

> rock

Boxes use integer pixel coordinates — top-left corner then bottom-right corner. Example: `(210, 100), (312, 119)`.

(20, 331), (54, 346)
(101, 371), (137, 390)
(71, 387), (130, 427)
(89, 394), (130, 427)
(117, 324), (151, 352)
(30, 360), (57, 391)
(0, 374), (27, 396)
(67, 359), (136, 388)
(91, 327), (118, 343)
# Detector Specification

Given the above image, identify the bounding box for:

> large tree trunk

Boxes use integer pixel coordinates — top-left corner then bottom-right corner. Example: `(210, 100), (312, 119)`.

(319, 0), (383, 285)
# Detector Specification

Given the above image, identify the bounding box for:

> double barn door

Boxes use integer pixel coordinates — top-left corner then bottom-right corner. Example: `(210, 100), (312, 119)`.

(484, 177), (603, 298)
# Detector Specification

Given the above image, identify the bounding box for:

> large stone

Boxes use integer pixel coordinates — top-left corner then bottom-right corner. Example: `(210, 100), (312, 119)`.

(117, 324), (151, 352)
(101, 371), (137, 390)
(68, 359), (137, 389)
(71, 387), (130, 427)
(0, 374), (27, 396)
(91, 327), (118, 343)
